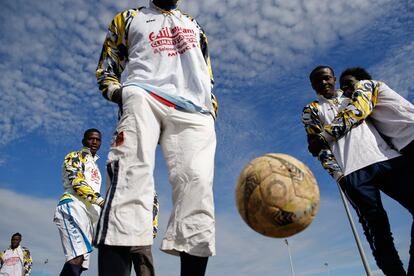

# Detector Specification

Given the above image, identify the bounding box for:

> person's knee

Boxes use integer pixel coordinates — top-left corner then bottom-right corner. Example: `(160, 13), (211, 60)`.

(364, 208), (389, 223)
(130, 246), (154, 276)
(60, 261), (83, 276)
(68, 255), (84, 266)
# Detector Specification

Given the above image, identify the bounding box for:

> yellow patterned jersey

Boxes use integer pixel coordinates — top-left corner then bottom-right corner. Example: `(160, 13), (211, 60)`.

(303, 91), (400, 179)
(323, 80), (379, 139)
(323, 80), (414, 151)
(302, 101), (344, 182)
(59, 147), (102, 205)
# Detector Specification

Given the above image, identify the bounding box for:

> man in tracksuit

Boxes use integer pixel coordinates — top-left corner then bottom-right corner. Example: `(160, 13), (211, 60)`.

(54, 129), (104, 276)
(302, 65), (414, 275)
(94, 0), (218, 275)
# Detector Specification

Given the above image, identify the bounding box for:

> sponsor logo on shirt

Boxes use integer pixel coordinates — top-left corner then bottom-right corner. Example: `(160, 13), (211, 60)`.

(91, 168), (100, 184)
(4, 256), (20, 266)
(149, 26), (198, 56)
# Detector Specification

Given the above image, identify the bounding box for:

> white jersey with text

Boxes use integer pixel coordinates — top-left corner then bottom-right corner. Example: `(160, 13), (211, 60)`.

(315, 92), (400, 176)
(0, 246), (31, 276)
(96, 3), (215, 114)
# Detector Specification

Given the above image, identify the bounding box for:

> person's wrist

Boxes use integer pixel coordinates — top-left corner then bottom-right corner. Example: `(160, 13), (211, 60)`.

(111, 88), (122, 104)
(103, 86), (122, 104)
(334, 172), (344, 183)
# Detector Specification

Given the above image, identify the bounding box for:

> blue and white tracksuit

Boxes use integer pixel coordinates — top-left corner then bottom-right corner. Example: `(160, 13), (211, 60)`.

(53, 148), (102, 269)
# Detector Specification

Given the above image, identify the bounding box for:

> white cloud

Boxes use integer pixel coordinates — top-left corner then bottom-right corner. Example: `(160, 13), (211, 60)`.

(0, 189), (64, 275)
(180, 0), (395, 90)
(372, 41), (414, 98)
(0, 0), (407, 147)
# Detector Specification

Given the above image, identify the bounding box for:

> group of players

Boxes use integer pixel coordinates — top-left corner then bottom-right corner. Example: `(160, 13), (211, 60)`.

(303, 66), (414, 276)
(2, 0), (411, 276)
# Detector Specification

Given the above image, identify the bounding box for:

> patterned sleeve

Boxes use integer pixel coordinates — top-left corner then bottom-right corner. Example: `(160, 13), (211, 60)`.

(323, 80), (379, 139)
(317, 149), (344, 182)
(302, 103), (344, 182)
(23, 248), (32, 276)
(0, 250), (3, 268)
(152, 193), (159, 239)
(96, 9), (139, 101)
(193, 17), (217, 117)
(302, 102), (324, 136)
(64, 152), (100, 204)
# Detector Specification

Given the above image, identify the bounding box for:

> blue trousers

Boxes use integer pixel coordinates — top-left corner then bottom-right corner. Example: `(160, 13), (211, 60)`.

(343, 155), (414, 276)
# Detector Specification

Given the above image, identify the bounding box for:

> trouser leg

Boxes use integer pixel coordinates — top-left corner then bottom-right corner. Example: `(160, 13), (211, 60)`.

(343, 164), (405, 276)
(131, 245), (155, 276)
(98, 245), (132, 276)
(54, 203), (93, 272)
(60, 262), (82, 276)
(400, 139), (414, 156)
(180, 252), (208, 276)
(408, 222), (414, 276)
(380, 156), (414, 275)
(95, 88), (160, 246)
(160, 109), (216, 257)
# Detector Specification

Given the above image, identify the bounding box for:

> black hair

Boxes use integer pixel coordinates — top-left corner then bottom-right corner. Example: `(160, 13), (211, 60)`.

(340, 67), (372, 81)
(12, 233), (22, 238)
(83, 128), (101, 140)
(309, 65), (335, 82)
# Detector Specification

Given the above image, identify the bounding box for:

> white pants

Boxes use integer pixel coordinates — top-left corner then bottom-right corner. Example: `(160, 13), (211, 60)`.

(95, 87), (216, 257)
(54, 200), (95, 269)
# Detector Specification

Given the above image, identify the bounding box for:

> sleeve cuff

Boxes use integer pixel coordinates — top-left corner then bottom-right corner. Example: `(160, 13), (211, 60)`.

(103, 84), (122, 101)
(333, 171), (344, 182)
(95, 197), (105, 206)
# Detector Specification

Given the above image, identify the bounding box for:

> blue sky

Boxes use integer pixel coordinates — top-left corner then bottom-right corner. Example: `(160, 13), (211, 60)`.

(0, 0), (413, 275)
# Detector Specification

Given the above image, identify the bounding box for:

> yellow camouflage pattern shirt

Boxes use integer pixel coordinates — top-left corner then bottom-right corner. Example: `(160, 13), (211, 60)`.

(323, 80), (380, 139)
(59, 147), (103, 205)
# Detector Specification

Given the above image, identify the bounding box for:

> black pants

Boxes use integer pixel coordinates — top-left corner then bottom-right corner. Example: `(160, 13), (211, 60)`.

(179, 252), (208, 276)
(401, 140), (414, 276)
(98, 245), (209, 276)
(342, 156), (414, 276)
(98, 245), (154, 276)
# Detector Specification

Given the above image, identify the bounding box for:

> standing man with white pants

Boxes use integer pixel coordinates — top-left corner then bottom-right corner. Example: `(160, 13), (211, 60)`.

(94, 1), (218, 275)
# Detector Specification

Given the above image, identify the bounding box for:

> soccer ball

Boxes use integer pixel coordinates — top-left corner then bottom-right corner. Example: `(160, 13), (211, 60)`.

(235, 153), (320, 238)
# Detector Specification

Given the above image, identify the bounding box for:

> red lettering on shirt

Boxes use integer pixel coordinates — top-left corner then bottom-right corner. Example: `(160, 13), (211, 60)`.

(149, 26), (198, 56)
(4, 256), (20, 266)
(91, 168), (100, 184)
